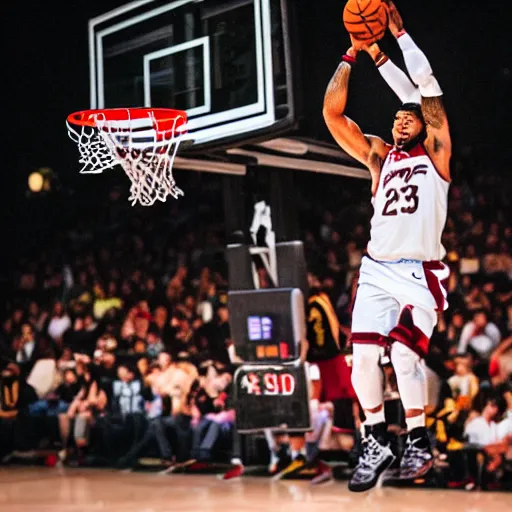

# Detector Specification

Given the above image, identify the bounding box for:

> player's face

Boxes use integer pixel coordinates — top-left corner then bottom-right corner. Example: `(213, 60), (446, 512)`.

(392, 111), (424, 147)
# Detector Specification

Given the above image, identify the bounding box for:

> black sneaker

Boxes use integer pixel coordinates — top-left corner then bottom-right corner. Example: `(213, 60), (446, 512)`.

(348, 427), (395, 492)
(399, 429), (433, 480)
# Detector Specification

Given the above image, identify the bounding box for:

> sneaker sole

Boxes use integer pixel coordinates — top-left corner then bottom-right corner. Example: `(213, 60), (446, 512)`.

(397, 458), (434, 481)
(348, 454), (396, 493)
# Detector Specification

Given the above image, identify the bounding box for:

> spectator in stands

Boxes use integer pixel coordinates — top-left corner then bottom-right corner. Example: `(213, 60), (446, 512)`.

(190, 363), (233, 462)
(14, 324), (41, 376)
(61, 361), (107, 462)
(146, 329), (165, 359)
(97, 364), (145, 462)
(459, 244), (481, 276)
(458, 310), (501, 377)
(448, 354), (480, 411)
(46, 301), (71, 347)
(93, 281), (122, 320)
(464, 394), (512, 487)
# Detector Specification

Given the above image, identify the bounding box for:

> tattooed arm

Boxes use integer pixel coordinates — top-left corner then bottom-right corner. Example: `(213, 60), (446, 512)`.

(386, 0), (452, 180)
(323, 51), (388, 189)
(417, 75), (451, 182)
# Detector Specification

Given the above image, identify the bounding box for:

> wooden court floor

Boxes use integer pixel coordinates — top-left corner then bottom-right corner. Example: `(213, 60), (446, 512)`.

(0, 467), (510, 512)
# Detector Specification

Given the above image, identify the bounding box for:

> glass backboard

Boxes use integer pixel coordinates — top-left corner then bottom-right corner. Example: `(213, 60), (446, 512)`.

(89, 0), (298, 149)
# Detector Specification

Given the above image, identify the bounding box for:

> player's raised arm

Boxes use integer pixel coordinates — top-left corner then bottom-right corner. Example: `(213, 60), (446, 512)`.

(365, 42), (421, 104)
(322, 45), (387, 181)
(385, 0), (452, 180)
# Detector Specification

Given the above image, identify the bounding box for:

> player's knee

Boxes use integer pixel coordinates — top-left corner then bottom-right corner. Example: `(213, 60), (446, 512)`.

(390, 342), (419, 378)
(351, 344), (381, 377)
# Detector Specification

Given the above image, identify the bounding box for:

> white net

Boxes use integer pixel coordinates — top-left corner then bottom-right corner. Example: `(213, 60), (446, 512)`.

(66, 109), (185, 206)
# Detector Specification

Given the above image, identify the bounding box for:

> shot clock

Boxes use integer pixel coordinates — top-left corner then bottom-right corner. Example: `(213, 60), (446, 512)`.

(233, 363), (310, 432)
(228, 288), (305, 363)
(227, 240), (311, 432)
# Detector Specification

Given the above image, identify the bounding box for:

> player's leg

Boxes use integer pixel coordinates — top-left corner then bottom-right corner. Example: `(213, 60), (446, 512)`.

(349, 282), (399, 492)
(389, 304), (437, 479)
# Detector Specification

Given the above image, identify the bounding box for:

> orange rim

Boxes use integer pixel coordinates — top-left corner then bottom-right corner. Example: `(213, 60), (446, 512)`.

(67, 107), (187, 133)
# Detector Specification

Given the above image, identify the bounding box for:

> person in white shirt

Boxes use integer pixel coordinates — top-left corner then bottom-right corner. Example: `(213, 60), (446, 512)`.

(457, 310), (501, 361)
(464, 398), (501, 447)
(47, 301), (72, 343)
(465, 395), (512, 474)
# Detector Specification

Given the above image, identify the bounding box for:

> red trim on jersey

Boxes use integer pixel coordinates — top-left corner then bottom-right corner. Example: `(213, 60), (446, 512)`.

(386, 142), (450, 184)
(350, 332), (389, 347)
(389, 322), (430, 359)
(387, 305), (430, 358)
(387, 142), (427, 162)
(423, 261), (448, 311)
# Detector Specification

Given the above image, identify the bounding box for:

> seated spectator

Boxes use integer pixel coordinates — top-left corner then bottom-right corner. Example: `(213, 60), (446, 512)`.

(464, 395), (508, 447)
(93, 281), (123, 321)
(115, 364), (169, 469)
(63, 316), (96, 355)
(146, 329), (165, 359)
(96, 364), (145, 462)
(446, 310), (466, 351)
(465, 394), (512, 487)
(483, 240), (512, 277)
(121, 307), (139, 341)
(458, 310), (501, 374)
(28, 368), (79, 417)
(463, 284), (491, 313)
(111, 365), (144, 418)
(14, 324), (42, 376)
(448, 354), (480, 411)
(27, 301), (48, 334)
(151, 305), (170, 340)
(57, 347), (76, 373)
(190, 364), (233, 462)
(26, 346), (60, 401)
(46, 301), (71, 347)
(459, 244), (481, 275)
(0, 362), (21, 420)
(170, 314), (196, 358)
(60, 363), (108, 462)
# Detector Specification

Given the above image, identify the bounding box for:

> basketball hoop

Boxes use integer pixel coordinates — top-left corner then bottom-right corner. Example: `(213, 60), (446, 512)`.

(66, 107), (187, 206)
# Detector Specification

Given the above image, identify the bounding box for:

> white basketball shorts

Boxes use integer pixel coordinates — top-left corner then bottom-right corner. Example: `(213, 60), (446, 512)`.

(351, 256), (449, 358)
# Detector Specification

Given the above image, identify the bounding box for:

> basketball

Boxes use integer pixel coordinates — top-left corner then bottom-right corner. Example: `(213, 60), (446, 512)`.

(343, 0), (389, 43)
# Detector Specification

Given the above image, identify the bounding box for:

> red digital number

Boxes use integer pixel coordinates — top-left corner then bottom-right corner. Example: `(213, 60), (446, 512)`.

(243, 372), (296, 396)
(263, 373), (279, 395)
(279, 374), (295, 396)
(263, 373), (295, 396)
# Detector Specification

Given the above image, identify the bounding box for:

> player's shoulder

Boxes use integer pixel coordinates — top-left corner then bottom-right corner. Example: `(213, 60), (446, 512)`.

(365, 135), (391, 153)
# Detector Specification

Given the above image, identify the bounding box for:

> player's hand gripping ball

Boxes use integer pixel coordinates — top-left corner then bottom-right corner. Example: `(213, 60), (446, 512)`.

(343, 0), (389, 44)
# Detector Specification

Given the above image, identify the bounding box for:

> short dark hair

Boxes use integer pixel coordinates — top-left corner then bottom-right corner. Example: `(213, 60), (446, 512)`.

(473, 308), (489, 320)
(396, 102), (426, 125)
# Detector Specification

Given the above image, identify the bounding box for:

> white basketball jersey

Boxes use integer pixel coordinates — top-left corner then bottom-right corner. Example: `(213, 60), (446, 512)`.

(367, 143), (449, 262)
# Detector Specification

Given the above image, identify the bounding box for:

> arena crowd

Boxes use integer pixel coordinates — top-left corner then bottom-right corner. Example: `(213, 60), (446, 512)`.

(1, 148), (511, 489)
